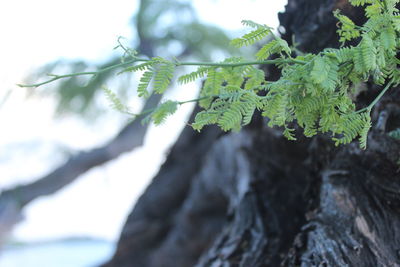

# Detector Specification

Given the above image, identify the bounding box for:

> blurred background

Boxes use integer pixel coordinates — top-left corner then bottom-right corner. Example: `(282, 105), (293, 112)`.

(0, 0), (286, 266)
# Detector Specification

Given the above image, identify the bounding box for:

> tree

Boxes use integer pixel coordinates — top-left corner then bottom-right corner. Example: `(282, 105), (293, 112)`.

(7, 0), (400, 266)
(101, 0), (400, 266)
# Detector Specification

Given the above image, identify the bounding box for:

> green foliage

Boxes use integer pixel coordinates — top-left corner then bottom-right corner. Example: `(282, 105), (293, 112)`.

(217, 91), (262, 131)
(153, 61), (175, 94)
(178, 67), (211, 84)
(310, 56), (339, 91)
(200, 68), (224, 108)
(119, 61), (156, 73)
(137, 68), (154, 98)
(101, 86), (132, 115)
(332, 112), (371, 149)
(349, 0), (374, 6)
(255, 38), (291, 59)
(144, 100), (178, 125)
(37, 0), (232, 117)
(244, 68), (265, 90)
(192, 90), (262, 131)
(230, 20), (272, 48)
(234, 19), (291, 59)
(24, 0), (400, 149)
(334, 10), (361, 43)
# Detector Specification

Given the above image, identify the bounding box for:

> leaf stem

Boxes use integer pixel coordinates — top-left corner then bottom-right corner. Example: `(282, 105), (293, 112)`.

(18, 58), (305, 88)
(178, 95), (214, 105)
(130, 95), (215, 118)
(17, 59), (142, 88)
(355, 81), (393, 114)
(176, 58), (306, 67)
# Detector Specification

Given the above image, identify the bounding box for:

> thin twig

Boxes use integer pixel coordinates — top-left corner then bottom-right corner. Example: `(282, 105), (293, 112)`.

(18, 58), (305, 88)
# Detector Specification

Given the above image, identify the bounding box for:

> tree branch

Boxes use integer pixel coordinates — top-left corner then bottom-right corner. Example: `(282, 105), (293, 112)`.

(0, 94), (161, 206)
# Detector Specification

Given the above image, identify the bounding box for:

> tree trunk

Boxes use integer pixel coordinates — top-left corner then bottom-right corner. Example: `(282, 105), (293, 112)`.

(103, 1), (400, 266)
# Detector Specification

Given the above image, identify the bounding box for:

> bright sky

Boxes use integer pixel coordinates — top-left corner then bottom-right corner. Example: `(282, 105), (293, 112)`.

(0, 0), (287, 242)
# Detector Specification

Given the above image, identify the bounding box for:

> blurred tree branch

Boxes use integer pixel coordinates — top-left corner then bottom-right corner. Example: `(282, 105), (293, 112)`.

(0, 93), (161, 245)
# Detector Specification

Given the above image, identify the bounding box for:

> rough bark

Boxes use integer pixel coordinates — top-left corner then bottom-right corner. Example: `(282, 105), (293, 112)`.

(104, 0), (400, 266)
(103, 108), (223, 267)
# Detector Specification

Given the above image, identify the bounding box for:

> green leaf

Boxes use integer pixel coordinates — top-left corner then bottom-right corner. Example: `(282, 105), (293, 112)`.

(359, 113), (371, 149)
(137, 68), (154, 98)
(200, 68), (224, 108)
(150, 100), (178, 125)
(178, 66), (210, 84)
(119, 61), (155, 74)
(380, 25), (396, 52)
(153, 63), (175, 94)
(245, 68), (265, 90)
(241, 20), (272, 29)
(310, 57), (338, 91)
(101, 86), (130, 114)
(349, 0), (373, 7)
(360, 34), (377, 72)
(334, 10), (361, 43)
(230, 27), (272, 48)
(256, 38), (291, 60)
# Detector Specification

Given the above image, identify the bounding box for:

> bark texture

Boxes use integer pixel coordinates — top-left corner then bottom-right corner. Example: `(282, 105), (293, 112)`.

(104, 0), (400, 266)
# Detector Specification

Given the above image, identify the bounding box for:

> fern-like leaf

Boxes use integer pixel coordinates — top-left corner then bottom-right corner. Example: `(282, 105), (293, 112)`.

(191, 111), (219, 131)
(283, 127), (297, 141)
(256, 38), (291, 60)
(240, 92), (261, 124)
(119, 61), (155, 74)
(200, 68), (224, 108)
(327, 47), (354, 63)
(245, 68), (265, 90)
(178, 66), (210, 84)
(334, 10), (361, 43)
(231, 27), (272, 48)
(137, 68), (154, 98)
(256, 40), (279, 60)
(380, 25), (396, 52)
(360, 34), (377, 73)
(333, 113), (366, 146)
(349, 0), (374, 7)
(310, 56), (339, 91)
(149, 100), (178, 125)
(241, 20), (271, 29)
(262, 93), (288, 127)
(102, 86), (130, 114)
(365, 3), (382, 18)
(153, 63), (175, 94)
(359, 112), (371, 149)
(213, 92), (261, 131)
(218, 102), (243, 131)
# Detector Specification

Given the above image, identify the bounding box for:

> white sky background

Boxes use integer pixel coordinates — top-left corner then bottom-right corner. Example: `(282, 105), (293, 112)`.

(0, 0), (287, 243)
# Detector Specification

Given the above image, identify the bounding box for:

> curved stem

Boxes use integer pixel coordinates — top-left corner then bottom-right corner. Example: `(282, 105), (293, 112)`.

(18, 58), (305, 88)
(130, 95), (215, 118)
(17, 59), (143, 88)
(178, 95), (214, 105)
